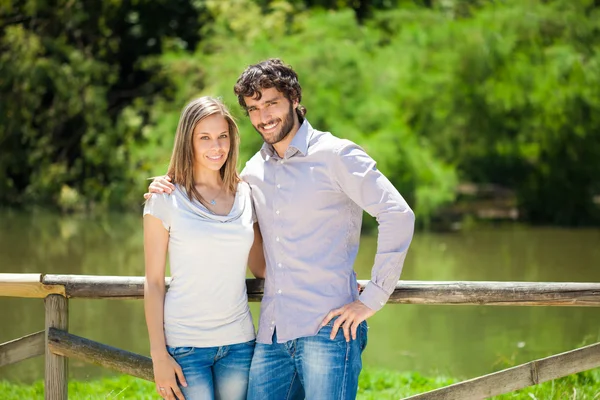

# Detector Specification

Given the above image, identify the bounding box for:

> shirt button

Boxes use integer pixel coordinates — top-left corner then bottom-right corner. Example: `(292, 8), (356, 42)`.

(280, 160), (285, 164)
(277, 184), (281, 189)
(277, 289), (282, 294)
(276, 237), (280, 242)
(271, 321), (275, 325)
(276, 210), (280, 215)
(277, 263), (282, 268)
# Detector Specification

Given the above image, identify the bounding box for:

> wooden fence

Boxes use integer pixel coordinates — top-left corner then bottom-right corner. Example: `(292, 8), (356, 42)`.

(1, 273), (599, 399)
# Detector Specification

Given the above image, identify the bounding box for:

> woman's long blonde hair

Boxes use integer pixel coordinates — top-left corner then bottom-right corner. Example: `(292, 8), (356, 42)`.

(167, 96), (240, 205)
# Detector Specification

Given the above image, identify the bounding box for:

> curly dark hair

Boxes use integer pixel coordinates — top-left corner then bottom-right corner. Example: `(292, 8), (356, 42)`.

(234, 58), (307, 118)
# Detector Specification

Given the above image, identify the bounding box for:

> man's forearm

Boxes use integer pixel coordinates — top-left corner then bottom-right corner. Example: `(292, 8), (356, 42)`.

(359, 207), (415, 311)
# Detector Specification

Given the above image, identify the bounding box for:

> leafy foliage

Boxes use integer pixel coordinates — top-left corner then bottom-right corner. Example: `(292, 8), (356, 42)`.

(0, 0), (205, 209)
(1, 0), (599, 225)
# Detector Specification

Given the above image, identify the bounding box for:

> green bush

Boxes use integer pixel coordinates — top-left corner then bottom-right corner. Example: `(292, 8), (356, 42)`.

(2, 0), (599, 225)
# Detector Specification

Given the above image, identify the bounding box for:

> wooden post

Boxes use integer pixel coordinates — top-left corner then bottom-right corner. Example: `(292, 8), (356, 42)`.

(45, 294), (68, 400)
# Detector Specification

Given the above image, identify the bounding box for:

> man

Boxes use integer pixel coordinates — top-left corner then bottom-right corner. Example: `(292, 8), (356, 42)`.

(150, 58), (414, 399)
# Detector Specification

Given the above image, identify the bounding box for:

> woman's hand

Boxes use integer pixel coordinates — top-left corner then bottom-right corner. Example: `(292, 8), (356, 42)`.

(152, 353), (187, 400)
(144, 175), (176, 200)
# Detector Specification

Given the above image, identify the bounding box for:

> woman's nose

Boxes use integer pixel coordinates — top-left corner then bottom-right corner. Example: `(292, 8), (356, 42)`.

(209, 138), (222, 149)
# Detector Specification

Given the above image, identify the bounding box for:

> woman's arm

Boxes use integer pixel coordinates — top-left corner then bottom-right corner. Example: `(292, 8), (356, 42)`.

(144, 215), (187, 399)
(248, 223), (266, 279)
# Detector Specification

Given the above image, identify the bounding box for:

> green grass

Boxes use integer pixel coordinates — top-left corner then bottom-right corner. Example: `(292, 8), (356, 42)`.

(357, 368), (600, 399)
(1, 368), (599, 399)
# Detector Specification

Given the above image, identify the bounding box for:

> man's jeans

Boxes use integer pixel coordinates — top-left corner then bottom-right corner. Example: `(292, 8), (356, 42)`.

(247, 319), (368, 400)
(166, 340), (255, 400)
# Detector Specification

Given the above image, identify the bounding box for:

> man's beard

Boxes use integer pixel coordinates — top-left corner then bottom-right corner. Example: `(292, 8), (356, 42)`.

(254, 104), (296, 145)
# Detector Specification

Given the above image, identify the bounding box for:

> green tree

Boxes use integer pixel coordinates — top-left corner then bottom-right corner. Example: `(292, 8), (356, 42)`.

(367, 0), (600, 224)
(0, 0), (205, 209)
(143, 0), (457, 225)
(2, 0), (599, 226)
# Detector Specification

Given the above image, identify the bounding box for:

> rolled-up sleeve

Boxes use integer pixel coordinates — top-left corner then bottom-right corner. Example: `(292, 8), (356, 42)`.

(331, 141), (415, 311)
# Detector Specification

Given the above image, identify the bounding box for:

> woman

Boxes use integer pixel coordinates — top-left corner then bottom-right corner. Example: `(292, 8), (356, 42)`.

(143, 96), (265, 400)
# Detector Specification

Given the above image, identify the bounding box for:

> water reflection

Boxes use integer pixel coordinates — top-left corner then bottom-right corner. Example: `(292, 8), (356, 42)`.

(1, 210), (599, 382)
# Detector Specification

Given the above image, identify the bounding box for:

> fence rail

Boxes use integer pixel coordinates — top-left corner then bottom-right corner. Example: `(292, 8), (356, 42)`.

(2, 273), (600, 305)
(1, 273), (599, 399)
(404, 342), (600, 399)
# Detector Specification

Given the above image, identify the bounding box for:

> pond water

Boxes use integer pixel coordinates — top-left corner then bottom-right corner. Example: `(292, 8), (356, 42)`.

(0, 210), (598, 383)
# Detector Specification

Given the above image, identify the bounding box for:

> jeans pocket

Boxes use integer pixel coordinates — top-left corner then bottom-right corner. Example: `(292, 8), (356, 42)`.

(167, 346), (195, 358)
(243, 339), (256, 348)
(322, 315), (339, 328)
(359, 321), (368, 351)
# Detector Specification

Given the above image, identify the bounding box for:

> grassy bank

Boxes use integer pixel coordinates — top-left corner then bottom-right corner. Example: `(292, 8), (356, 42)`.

(1, 367), (599, 399)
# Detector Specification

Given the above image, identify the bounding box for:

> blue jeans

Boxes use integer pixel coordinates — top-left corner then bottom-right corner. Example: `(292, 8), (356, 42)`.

(166, 340), (255, 400)
(247, 319), (368, 400)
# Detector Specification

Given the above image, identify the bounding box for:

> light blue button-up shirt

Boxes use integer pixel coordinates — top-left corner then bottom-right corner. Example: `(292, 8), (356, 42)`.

(241, 120), (415, 344)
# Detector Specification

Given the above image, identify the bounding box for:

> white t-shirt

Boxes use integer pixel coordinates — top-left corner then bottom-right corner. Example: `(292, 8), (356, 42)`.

(143, 181), (256, 347)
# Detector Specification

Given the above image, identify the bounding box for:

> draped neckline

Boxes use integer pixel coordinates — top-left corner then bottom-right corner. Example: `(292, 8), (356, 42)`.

(174, 183), (245, 223)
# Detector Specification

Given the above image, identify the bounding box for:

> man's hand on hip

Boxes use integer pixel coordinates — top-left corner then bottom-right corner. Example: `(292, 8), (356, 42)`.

(321, 300), (375, 342)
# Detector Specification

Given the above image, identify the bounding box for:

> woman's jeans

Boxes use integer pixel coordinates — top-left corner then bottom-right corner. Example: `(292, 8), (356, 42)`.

(167, 340), (255, 400)
(247, 318), (368, 400)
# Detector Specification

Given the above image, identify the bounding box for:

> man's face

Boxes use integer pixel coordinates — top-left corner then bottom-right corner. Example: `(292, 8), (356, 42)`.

(244, 87), (298, 145)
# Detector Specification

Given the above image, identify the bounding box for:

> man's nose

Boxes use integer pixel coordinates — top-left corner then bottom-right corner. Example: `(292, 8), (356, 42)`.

(259, 107), (271, 123)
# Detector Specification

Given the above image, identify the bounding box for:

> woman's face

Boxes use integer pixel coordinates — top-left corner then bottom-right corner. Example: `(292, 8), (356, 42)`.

(192, 114), (231, 173)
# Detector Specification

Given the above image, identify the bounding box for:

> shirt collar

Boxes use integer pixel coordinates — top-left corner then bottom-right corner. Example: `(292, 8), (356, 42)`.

(260, 119), (312, 160)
